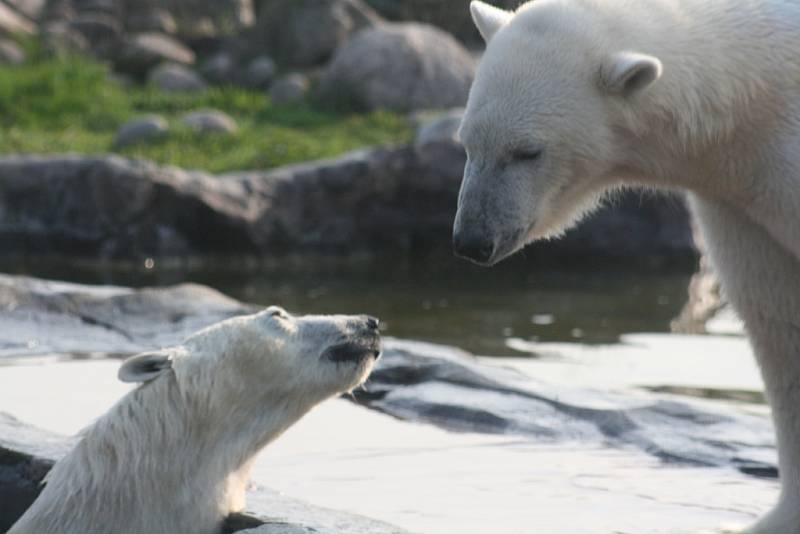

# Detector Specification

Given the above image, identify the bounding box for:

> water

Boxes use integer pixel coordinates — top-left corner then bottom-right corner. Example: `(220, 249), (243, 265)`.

(2, 256), (779, 533)
(0, 254), (694, 356)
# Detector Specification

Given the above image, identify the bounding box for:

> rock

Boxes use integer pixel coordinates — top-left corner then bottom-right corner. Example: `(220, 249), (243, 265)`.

(242, 55), (275, 89)
(0, 412), (74, 533)
(116, 32), (195, 76)
(0, 408), (401, 533)
(254, 0), (382, 67)
(318, 23), (476, 111)
(671, 220), (724, 334)
(181, 109), (238, 134)
(201, 51), (236, 84)
(68, 12), (121, 46)
(0, 1), (35, 35)
(125, 7), (178, 35)
(41, 20), (90, 55)
(113, 115), (169, 148)
(0, 37), (25, 64)
(269, 73), (309, 105)
(119, 0), (254, 38)
(364, 0), (520, 43)
(4, 0), (46, 20)
(148, 63), (208, 92)
(0, 274), (776, 482)
(415, 108), (464, 145)
(0, 143), (696, 261)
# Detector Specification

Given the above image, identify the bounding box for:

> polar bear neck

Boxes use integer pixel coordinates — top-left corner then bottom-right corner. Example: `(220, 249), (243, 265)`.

(12, 371), (312, 534)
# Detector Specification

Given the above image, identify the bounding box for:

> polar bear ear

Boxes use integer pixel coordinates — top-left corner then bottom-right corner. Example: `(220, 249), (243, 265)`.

(600, 52), (663, 96)
(471, 1), (512, 42)
(118, 350), (174, 383)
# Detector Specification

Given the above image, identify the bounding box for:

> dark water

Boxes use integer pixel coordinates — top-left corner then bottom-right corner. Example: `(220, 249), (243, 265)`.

(1, 254), (694, 356)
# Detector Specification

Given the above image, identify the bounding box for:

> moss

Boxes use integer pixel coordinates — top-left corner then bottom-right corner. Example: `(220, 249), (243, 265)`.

(0, 54), (413, 173)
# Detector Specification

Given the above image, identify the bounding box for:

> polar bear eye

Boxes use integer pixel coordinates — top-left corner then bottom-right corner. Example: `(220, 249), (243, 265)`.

(511, 148), (543, 163)
(267, 307), (290, 320)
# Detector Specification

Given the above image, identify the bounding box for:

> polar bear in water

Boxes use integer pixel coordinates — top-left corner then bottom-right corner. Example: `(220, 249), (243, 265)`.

(454, 1), (800, 532)
(9, 307), (381, 534)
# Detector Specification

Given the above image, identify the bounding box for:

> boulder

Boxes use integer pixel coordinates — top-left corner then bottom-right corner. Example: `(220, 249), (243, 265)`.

(113, 115), (169, 148)
(364, 0), (520, 43)
(0, 1), (35, 35)
(318, 23), (476, 111)
(0, 274), (776, 482)
(253, 0), (382, 67)
(201, 50), (236, 84)
(0, 143), (696, 262)
(148, 62), (207, 92)
(116, 32), (195, 76)
(242, 55), (275, 89)
(181, 109), (238, 133)
(3, 0), (46, 20)
(68, 12), (121, 49)
(125, 7), (177, 34)
(0, 37), (25, 64)
(269, 73), (309, 105)
(41, 20), (90, 55)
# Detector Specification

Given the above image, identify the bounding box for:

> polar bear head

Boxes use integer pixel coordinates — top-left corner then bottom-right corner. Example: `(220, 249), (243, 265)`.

(118, 307), (381, 422)
(453, 0), (663, 265)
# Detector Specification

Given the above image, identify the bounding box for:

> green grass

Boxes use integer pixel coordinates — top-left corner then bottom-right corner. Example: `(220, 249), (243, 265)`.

(0, 54), (413, 173)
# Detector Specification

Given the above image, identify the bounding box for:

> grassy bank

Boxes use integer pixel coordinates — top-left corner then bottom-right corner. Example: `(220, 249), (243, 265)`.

(0, 54), (413, 173)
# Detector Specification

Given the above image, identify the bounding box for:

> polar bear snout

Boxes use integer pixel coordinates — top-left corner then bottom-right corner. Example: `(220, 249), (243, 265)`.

(323, 317), (382, 364)
(453, 229), (495, 264)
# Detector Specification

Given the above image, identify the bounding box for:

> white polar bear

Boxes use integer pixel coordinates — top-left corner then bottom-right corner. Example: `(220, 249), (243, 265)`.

(454, 1), (800, 532)
(9, 307), (381, 534)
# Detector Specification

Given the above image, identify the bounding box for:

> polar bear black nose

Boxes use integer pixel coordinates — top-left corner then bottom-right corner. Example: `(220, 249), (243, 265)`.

(453, 232), (495, 264)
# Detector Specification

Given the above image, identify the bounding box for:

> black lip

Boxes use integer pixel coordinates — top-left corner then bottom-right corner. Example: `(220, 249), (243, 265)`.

(324, 340), (381, 363)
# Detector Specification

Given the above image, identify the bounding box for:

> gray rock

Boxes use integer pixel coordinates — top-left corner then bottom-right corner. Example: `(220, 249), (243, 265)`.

(318, 23), (476, 111)
(113, 115), (169, 148)
(116, 32), (195, 76)
(0, 274), (776, 483)
(149, 63), (208, 92)
(181, 109), (238, 134)
(0, 143), (696, 261)
(269, 73), (309, 105)
(254, 0), (382, 67)
(126, 7), (178, 35)
(0, 2), (35, 35)
(364, 0), (520, 44)
(201, 51), (236, 84)
(147, 0), (254, 36)
(3, 0), (46, 20)
(415, 108), (464, 145)
(41, 20), (90, 55)
(0, 37), (25, 64)
(243, 55), (276, 89)
(68, 12), (121, 51)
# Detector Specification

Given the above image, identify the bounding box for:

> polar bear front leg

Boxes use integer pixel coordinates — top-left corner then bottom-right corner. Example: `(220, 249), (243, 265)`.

(690, 195), (800, 534)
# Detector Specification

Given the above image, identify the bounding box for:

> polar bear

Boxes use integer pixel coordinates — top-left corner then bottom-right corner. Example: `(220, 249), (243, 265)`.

(454, 1), (800, 532)
(9, 307), (381, 534)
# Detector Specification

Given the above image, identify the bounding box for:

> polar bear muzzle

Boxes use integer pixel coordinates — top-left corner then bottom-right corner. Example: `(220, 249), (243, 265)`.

(323, 316), (381, 363)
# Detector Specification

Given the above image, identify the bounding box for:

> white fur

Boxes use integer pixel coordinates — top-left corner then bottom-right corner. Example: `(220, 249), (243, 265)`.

(457, 1), (800, 532)
(9, 307), (380, 534)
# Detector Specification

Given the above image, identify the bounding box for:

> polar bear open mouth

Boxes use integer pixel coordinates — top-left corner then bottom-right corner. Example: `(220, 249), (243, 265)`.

(324, 338), (382, 363)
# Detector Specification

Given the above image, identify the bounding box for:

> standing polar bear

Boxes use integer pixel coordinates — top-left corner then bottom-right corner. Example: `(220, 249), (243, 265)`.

(9, 307), (381, 534)
(454, 0), (800, 532)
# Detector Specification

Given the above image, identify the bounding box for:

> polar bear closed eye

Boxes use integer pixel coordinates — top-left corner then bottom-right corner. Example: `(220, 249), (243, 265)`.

(455, 1), (800, 532)
(9, 307), (381, 534)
